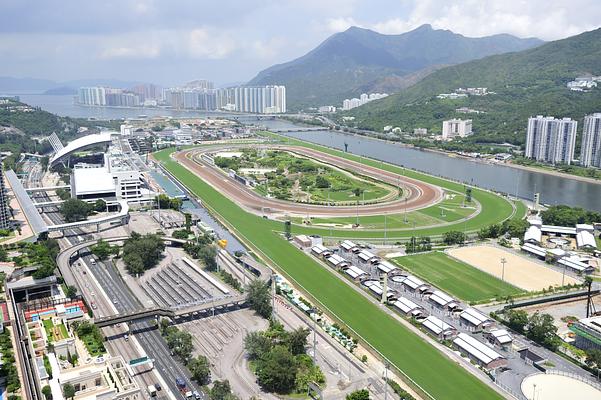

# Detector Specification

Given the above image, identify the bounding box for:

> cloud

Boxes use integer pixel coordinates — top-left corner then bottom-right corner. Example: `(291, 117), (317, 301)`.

(186, 28), (237, 59)
(326, 17), (360, 33)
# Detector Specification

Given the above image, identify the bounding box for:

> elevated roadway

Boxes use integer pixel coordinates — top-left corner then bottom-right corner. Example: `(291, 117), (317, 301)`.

(176, 145), (443, 218)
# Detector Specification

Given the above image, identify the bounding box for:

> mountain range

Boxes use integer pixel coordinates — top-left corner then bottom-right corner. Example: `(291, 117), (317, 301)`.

(248, 24), (543, 110)
(345, 27), (601, 145)
(0, 77), (145, 93)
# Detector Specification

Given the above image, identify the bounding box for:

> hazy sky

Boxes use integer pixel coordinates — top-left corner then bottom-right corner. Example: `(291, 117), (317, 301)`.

(1, 0), (599, 86)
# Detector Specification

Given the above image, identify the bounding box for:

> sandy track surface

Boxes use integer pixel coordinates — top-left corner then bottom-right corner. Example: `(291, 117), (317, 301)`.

(447, 245), (578, 291)
(175, 145), (443, 217)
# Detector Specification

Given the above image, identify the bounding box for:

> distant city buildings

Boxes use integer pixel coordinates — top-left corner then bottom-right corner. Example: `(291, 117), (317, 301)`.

(438, 87), (490, 100)
(442, 119), (472, 140)
(78, 82), (287, 114)
(580, 113), (601, 168)
(0, 163), (12, 230)
(318, 105), (336, 113)
(525, 116), (577, 165)
(342, 93), (388, 111)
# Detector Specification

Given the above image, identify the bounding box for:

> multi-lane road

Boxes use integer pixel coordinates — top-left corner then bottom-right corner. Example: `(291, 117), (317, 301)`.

(28, 169), (202, 400)
(177, 145), (444, 218)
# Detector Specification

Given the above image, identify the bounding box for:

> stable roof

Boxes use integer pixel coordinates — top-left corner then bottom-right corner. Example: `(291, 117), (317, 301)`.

(558, 256), (594, 273)
(521, 243), (546, 257)
(489, 329), (512, 345)
(401, 275), (426, 290)
(344, 265), (366, 279)
(377, 260), (398, 274)
(326, 254), (348, 267)
(340, 240), (358, 251)
(423, 316), (455, 335)
(358, 250), (378, 263)
(460, 308), (492, 327)
(541, 225), (576, 235)
(311, 244), (331, 256)
(393, 297), (422, 314)
(577, 231), (597, 249)
(429, 290), (454, 307)
(524, 225), (542, 243)
(453, 333), (504, 366)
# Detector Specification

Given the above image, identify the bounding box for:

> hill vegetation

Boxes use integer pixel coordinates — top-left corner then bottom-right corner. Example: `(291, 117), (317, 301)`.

(249, 24), (542, 110)
(345, 28), (601, 148)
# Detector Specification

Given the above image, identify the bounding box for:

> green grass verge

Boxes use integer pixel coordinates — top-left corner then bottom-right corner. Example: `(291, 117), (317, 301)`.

(154, 148), (503, 400)
(392, 252), (524, 303)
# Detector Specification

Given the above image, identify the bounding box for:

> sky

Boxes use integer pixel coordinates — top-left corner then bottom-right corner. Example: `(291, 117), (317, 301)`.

(0, 0), (599, 87)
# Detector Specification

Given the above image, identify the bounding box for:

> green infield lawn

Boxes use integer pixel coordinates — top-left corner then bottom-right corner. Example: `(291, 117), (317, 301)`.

(154, 148), (503, 400)
(393, 252), (525, 303)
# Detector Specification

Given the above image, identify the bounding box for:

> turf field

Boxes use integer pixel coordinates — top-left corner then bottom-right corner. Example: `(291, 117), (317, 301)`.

(392, 252), (525, 303)
(154, 148), (504, 400)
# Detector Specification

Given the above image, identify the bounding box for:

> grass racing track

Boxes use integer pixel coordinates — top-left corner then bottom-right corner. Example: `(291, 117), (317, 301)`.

(154, 147), (504, 400)
(392, 252), (525, 303)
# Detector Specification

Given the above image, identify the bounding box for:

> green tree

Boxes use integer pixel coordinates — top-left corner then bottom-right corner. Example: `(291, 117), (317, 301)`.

(244, 331), (272, 360)
(91, 239), (112, 260)
(247, 279), (272, 319)
(442, 230), (466, 245)
(346, 389), (370, 400)
(315, 175), (330, 188)
(506, 309), (528, 333)
(198, 245), (218, 271)
(60, 199), (93, 222)
(122, 232), (165, 275)
(255, 345), (297, 393)
(585, 349), (601, 375)
(63, 383), (76, 400)
(209, 380), (239, 400)
(526, 312), (559, 350)
(166, 330), (194, 362)
(93, 199), (106, 212)
(64, 285), (77, 298)
(42, 385), (52, 400)
(287, 327), (309, 356)
(188, 355), (211, 385)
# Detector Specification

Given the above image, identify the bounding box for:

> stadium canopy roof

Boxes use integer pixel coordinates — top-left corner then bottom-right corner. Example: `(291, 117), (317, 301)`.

(50, 132), (114, 167)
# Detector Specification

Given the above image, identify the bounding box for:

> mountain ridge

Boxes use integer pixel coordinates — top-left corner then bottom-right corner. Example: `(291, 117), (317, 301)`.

(248, 24), (544, 110)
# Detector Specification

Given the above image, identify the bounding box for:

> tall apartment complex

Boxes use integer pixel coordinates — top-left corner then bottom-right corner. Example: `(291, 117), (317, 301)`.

(0, 163), (12, 230)
(525, 116), (577, 165)
(78, 87), (140, 107)
(442, 119), (472, 140)
(580, 113), (601, 168)
(342, 93), (388, 110)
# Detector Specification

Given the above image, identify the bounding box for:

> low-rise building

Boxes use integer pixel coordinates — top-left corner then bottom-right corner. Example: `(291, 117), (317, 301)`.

(570, 316), (601, 351)
(442, 119), (472, 140)
(453, 333), (507, 370)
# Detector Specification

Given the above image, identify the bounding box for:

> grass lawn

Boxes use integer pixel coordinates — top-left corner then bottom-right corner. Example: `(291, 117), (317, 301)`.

(393, 252), (525, 303)
(294, 192), (476, 230)
(42, 319), (69, 342)
(154, 147), (504, 400)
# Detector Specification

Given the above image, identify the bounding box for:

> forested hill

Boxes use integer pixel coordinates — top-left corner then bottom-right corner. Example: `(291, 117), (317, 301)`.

(248, 24), (542, 110)
(345, 27), (601, 145)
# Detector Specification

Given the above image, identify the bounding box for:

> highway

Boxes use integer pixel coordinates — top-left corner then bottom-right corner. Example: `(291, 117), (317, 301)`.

(27, 166), (202, 400)
(178, 144), (443, 218)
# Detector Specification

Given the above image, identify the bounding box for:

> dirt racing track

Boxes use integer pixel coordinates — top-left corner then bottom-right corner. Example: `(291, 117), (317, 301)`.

(175, 145), (444, 218)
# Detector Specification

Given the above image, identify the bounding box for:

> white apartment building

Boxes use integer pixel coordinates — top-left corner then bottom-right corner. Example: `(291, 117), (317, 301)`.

(580, 113), (601, 168)
(441, 119), (472, 140)
(77, 87), (107, 106)
(342, 93), (388, 110)
(525, 116), (577, 165)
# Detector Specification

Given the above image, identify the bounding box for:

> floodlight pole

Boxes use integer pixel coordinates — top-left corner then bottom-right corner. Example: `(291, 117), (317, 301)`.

(383, 362), (389, 400)
(501, 258), (507, 281)
(312, 308), (317, 364)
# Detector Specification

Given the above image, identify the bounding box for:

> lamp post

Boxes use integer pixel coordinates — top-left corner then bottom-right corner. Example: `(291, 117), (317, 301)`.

(501, 257), (507, 281)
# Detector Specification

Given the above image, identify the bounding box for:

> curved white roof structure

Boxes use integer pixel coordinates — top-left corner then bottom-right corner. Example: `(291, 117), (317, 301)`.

(50, 132), (114, 167)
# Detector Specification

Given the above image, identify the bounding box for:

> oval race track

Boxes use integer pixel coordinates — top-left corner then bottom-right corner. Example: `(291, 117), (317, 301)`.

(175, 145), (444, 218)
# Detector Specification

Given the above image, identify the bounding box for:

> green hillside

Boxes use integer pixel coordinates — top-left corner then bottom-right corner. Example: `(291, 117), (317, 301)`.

(249, 25), (542, 110)
(345, 27), (601, 146)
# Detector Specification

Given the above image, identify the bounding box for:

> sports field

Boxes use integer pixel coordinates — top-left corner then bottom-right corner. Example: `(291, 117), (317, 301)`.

(392, 252), (524, 303)
(154, 147), (504, 400)
(447, 245), (580, 291)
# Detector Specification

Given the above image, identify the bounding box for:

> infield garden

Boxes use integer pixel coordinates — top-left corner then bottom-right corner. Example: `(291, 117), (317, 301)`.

(153, 136), (526, 399)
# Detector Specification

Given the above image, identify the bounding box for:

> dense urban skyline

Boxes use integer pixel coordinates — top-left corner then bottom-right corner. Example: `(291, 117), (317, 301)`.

(1, 0), (600, 85)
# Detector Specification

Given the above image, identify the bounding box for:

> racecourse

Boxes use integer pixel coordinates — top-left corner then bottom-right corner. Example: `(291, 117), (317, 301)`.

(153, 147), (504, 400)
(392, 252), (524, 303)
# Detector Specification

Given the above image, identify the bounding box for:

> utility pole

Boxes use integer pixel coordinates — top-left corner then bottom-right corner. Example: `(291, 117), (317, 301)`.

(501, 258), (507, 281)
(383, 362), (389, 400)
(312, 309), (317, 364)
(384, 212), (387, 246)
